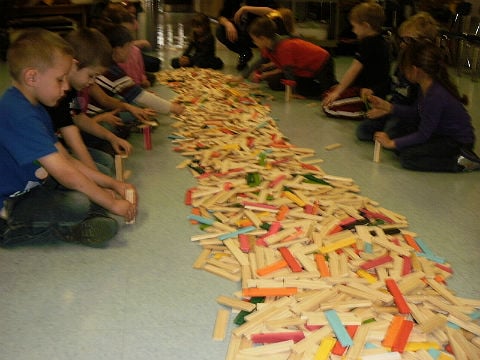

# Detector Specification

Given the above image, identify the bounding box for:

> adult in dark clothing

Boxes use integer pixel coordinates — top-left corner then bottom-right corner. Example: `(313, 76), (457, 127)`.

(216, 0), (277, 70)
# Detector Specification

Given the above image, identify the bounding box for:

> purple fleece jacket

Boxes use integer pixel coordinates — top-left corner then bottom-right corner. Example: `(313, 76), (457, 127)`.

(393, 81), (475, 150)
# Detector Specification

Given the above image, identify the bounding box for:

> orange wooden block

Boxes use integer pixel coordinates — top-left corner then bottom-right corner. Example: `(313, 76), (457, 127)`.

(237, 219), (254, 227)
(190, 208), (201, 224)
(256, 259), (288, 276)
(403, 233), (421, 252)
(382, 315), (405, 348)
(242, 287), (298, 297)
(315, 253), (331, 277)
(276, 204), (289, 221)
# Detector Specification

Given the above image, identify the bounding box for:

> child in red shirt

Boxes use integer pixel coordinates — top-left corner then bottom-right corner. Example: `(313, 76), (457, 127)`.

(248, 16), (337, 98)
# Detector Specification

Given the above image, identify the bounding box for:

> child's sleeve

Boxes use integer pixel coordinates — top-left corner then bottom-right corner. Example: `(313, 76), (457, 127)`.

(133, 91), (171, 114)
(96, 65), (143, 104)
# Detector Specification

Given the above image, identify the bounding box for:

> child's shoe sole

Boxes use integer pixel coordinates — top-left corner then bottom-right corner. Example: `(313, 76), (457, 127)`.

(70, 216), (118, 247)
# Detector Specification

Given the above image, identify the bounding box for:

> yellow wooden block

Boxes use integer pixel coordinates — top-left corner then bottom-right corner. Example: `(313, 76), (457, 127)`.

(404, 341), (441, 352)
(356, 269), (377, 283)
(283, 191), (307, 207)
(313, 336), (336, 360)
(320, 236), (357, 254)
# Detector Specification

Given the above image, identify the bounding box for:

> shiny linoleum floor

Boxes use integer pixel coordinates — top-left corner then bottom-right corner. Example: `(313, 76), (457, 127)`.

(0, 29), (480, 360)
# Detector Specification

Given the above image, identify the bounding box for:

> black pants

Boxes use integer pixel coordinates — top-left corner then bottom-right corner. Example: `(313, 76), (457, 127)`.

(142, 52), (161, 72)
(216, 24), (253, 57)
(398, 136), (467, 172)
(265, 56), (338, 98)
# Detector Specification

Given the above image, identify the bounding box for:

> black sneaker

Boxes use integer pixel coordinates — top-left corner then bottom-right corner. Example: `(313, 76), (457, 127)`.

(236, 52), (253, 71)
(69, 216), (118, 247)
(0, 218), (7, 240)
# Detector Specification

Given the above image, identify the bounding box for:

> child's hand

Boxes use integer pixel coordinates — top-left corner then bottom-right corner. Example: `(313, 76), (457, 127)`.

(225, 21), (238, 42)
(96, 109), (123, 127)
(251, 71), (262, 83)
(170, 103), (185, 115)
(360, 88), (374, 101)
(110, 136), (133, 156)
(179, 56), (190, 67)
(374, 131), (396, 149)
(112, 182), (138, 203)
(366, 95), (393, 119)
(322, 88), (340, 107)
(110, 197), (136, 223)
(127, 104), (157, 122)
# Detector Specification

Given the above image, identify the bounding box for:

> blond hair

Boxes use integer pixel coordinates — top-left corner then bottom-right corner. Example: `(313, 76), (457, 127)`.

(349, 1), (385, 33)
(7, 28), (73, 81)
(398, 11), (438, 41)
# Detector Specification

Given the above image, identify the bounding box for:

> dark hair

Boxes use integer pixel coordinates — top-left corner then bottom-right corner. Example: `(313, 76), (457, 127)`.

(99, 24), (133, 48)
(248, 16), (277, 39)
(191, 13), (210, 31)
(266, 10), (290, 36)
(399, 41), (468, 105)
(64, 27), (112, 69)
(102, 3), (136, 24)
(191, 13), (212, 40)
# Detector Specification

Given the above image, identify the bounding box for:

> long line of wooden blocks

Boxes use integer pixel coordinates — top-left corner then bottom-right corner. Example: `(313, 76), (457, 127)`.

(157, 68), (480, 360)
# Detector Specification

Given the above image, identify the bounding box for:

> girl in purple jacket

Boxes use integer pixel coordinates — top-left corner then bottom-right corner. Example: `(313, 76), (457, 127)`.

(372, 41), (479, 172)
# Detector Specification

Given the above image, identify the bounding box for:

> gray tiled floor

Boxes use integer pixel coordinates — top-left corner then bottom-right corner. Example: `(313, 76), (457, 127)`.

(0, 18), (479, 360)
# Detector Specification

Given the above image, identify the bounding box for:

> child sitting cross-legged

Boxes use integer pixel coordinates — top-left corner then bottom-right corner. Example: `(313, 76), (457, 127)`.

(171, 12), (224, 70)
(0, 29), (137, 247)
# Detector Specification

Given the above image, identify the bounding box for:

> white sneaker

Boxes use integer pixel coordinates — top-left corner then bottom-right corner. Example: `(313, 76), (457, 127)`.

(458, 155), (480, 171)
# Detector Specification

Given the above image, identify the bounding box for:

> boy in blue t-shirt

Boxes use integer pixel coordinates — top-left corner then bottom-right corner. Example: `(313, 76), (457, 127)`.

(0, 29), (137, 247)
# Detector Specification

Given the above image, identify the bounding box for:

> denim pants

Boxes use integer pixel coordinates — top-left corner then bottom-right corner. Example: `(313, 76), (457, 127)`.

(89, 147), (114, 177)
(0, 178), (107, 246)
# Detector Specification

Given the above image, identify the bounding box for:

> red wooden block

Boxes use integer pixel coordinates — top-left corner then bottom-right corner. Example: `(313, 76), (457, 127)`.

(385, 278), (411, 314)
(332, 325), (358, 355)
(360, 254), (393, 270)
(391, 319), (414, 352)
(278, 247), (303, 272)
(251, 331), (305, 344)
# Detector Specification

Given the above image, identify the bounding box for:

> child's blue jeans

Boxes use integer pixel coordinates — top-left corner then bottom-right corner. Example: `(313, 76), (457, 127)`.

(0, 178), (109, 246)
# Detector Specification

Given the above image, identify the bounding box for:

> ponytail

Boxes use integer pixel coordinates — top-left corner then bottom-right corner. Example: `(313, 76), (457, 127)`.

(399, 41), (468, 105)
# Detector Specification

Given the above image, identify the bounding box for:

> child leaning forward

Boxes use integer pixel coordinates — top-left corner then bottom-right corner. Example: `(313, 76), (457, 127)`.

(247, 16), (337, 98)
(0, 29), (137, 247)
